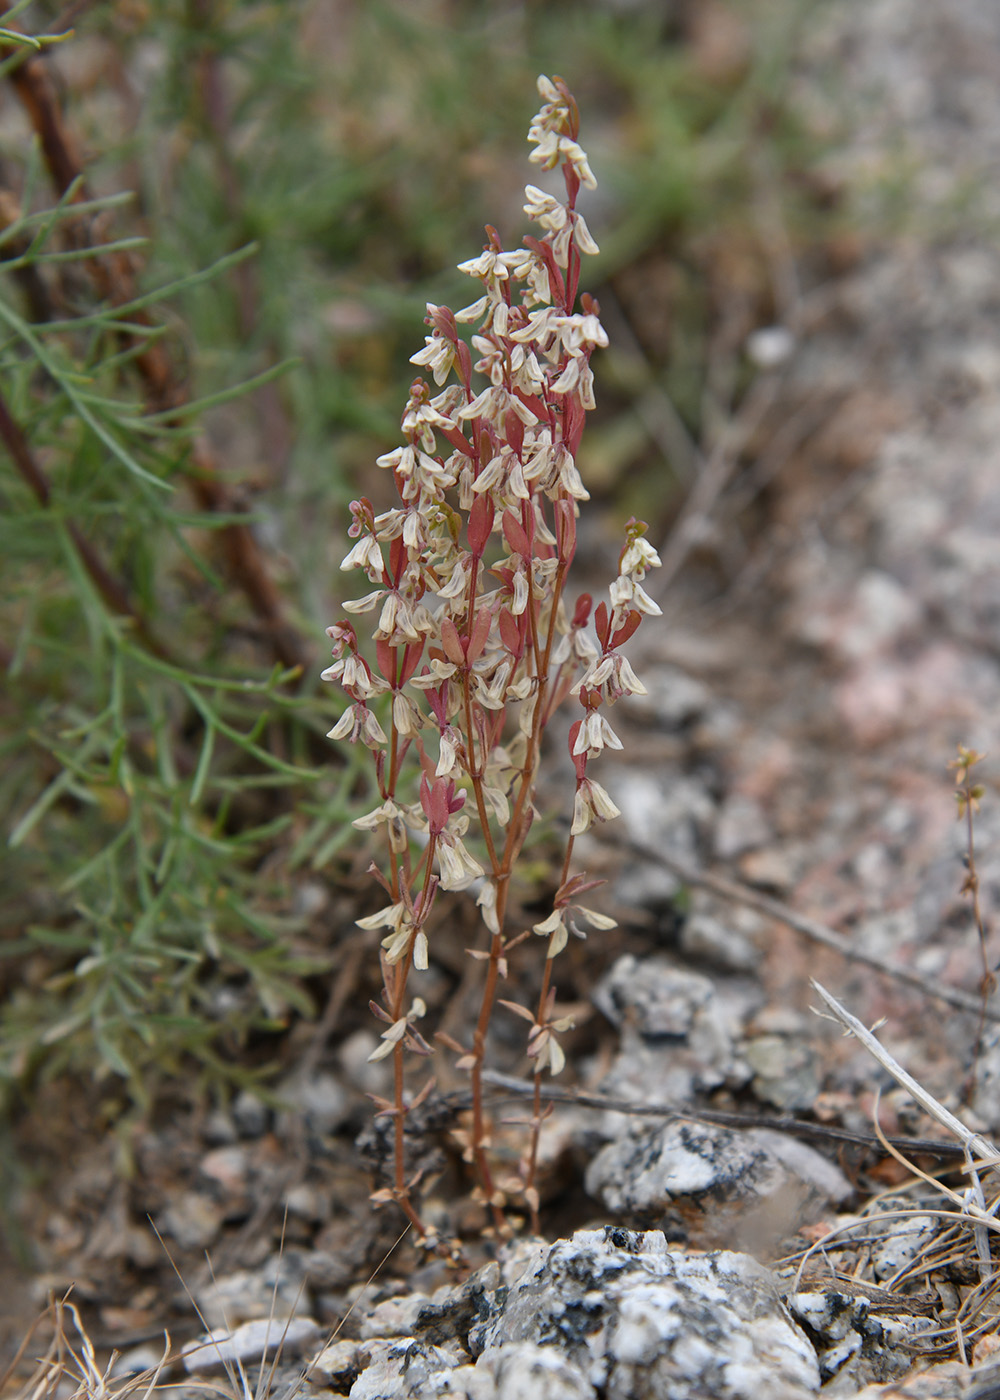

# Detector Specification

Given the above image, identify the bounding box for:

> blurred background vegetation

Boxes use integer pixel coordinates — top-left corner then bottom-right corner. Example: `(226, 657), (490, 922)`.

(0, 0), (845, 1125)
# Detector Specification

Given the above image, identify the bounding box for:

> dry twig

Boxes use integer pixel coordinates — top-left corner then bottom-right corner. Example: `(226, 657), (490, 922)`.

(812, 979), (1000, 1282)
(611, 832), (1000, 1023)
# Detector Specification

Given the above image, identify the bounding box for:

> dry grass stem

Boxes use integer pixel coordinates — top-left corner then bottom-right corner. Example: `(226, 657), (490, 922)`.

(810, 981), (1000, 1169)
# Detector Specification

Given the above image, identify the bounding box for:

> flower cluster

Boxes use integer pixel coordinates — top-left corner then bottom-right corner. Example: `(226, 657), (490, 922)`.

(323, 76), (659, 1236)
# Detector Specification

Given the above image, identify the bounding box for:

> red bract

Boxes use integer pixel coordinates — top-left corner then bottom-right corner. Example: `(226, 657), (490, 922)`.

(563, 393), (585, 455)
(502, 508), (531, 558)
(567, 720), (586, 778)
(499, 607), (523, 659)
(611, 609), (641, 648)
(594, 600), (611, 648)
(399, 640), (426, 686)
(420, 774), (465, 834)
(467, 606), (492, 664)
(425, 683), (449, 727)
(440, 616), (465, 667)
(468, 494), (494, 556)
(440, 422), (474, 455)
(388, 536), (407, 586)
(375, 638), (395, 684)
(572, 594), (592, 629)
(555, 871), (606, 906)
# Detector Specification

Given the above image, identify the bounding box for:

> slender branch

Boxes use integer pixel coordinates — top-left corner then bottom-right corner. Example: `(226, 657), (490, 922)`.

(1, 18), (308, 672)
(480, 1069), (973, 1162)
(0, 384), (171, 660)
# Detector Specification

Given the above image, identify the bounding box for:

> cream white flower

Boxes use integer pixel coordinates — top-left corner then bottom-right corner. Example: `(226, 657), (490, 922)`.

(572, 711), (623, 759)
(557, 137), (597, 189)
(550, 356), (582, 396)
(535, 1033), (566, 1075)
(532, 909), (568, 960)
(523, 184), (568, 232)
(550, 446), (589, 501)
(327, 703), (387, 749)
(409, 660), (458, 688)
(573, 211), (600, 256)
(410, 333), (455, 386)
(320, 653), (379, 698)
(392, 690), (425, 736)
(454, 293), (489, 323)
(509, 307), (559, 349)
(457, 385), (538, 429)
(610, 575), (662, 616)
(474, 659), (513, 711)
(558, 312), (608, 352)
(570, 778), (622, 835)
(620, 535), (662, 577)
(356, 900), (408, 930)
(437, 833), (485, 891)
(375, 591), (422, 643)
(457, 248), (511, 281)
(367, 997), (428, 1061)
(434, 726), (461, 777)
(352, 800), (404, 834)
(482, 784), (510, 826)
(437, 556), (471, 600)
(575, 906), (617, 931)
(413, 930), (429, 971)
(341, 589), (385, 616)
(340, 535), (385, 579)
(401, 395), (457, 454)
(477, 880), (500, 935)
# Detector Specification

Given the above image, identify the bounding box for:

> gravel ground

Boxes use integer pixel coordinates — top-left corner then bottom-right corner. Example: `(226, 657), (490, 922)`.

(7, 0), (1000, 1393)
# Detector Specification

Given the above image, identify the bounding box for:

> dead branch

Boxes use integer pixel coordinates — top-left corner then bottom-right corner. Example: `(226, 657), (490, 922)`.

(481, 1068), (970, 1162)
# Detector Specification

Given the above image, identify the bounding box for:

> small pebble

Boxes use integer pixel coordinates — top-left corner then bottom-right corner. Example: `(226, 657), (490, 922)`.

(232, 1090), (271, 1138)
(182, 1317), (321, 1373)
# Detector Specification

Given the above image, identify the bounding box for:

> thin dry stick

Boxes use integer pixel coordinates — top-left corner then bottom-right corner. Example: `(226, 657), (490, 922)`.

(811, 979), (1000, 1165)
(950, 746), (996, 1097)
(481, 1067), (970, 1160)
(792, 1204), (1000, 1295)
(812, 978), (1000, 1279)
(610, 832), (1000, 1023)
(146, 1215), (411, 1391)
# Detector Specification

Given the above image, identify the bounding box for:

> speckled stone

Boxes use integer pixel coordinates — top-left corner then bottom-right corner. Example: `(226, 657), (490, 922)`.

(472, 1228), (820, 1400)
(336, 1228), (821, 1399)
(585, 1119), (851, 1251)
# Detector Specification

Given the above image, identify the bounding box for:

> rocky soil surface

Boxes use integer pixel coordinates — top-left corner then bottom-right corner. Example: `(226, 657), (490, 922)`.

(9, 0), (1000, 1397)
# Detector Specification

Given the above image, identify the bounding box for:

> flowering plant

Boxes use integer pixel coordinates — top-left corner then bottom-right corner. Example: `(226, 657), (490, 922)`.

(324, 75), (660, 1239)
